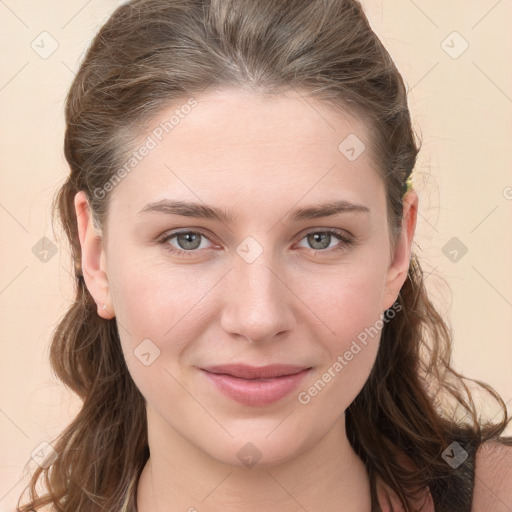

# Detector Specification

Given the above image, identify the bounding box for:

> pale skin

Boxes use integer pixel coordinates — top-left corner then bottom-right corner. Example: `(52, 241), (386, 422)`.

(72, 87), (512, 512)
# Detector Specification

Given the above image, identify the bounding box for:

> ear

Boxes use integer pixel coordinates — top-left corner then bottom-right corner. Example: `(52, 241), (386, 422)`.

(74, 191), (115, 319)
(381, 189), (419, 312)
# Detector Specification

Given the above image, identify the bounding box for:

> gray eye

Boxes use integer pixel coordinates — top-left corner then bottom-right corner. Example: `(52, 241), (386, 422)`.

(306, 232), (334, 250)
(174, 232), (203, 250)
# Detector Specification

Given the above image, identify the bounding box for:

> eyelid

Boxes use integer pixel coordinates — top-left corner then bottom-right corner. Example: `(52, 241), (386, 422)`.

(294, 228), (354, 253)
(295, 226), (354, 243)
(155, 228), (217, 253)
(156, 227), (355, 257)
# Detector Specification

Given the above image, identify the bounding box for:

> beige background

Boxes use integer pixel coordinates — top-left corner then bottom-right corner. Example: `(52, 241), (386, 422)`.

(1, 1), (511, 509)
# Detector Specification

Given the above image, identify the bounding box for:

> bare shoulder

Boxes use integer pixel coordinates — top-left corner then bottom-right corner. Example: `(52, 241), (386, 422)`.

(472, 440), (512, 511)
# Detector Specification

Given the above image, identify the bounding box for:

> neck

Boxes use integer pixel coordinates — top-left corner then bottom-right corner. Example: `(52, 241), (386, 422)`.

(136, 408), (372, 512)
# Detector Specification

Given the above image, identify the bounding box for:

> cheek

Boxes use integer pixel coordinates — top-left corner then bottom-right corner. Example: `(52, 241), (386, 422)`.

(292, 258), (386, 407)
(109, 268), (190, 404)
(108, 257), (217, 385)
(296, 295), (383, 416)
(295, 254), (387, 344)
(109, 253), (212, 338)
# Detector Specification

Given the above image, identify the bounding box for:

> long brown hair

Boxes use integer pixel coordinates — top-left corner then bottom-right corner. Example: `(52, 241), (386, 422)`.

(17, 1), (511, 511)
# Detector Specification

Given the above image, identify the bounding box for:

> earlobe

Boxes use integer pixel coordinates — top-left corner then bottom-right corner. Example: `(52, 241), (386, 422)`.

(381, 189), (419, 312)
(74, 191), (115, 319)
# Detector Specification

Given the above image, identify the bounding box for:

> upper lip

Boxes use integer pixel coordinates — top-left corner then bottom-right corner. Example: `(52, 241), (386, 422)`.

(201, 364), (311, 379)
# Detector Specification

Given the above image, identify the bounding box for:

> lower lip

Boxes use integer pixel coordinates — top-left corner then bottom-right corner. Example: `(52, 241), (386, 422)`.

(201, 368), (311, 406)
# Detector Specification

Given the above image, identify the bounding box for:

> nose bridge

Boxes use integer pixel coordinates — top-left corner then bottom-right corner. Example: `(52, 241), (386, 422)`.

(236, 253), (279, 304)
(221, 237), (294, 341)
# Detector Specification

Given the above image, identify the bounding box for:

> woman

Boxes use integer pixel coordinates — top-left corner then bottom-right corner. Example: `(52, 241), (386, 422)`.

(16, 0), (512, 511)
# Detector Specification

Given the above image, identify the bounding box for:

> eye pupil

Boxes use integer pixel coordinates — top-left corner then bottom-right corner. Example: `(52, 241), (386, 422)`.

(308, 232), (330, 250)
(165, 230), (346, 256)
(177, 232), (201, 250)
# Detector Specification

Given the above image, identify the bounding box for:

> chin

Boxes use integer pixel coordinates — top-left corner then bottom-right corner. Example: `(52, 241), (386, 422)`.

(200, 431), (310, 471)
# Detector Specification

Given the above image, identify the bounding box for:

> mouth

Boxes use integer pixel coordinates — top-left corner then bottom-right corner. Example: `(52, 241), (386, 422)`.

(201, 363), (312, 380)
(199, 364), (312, 406)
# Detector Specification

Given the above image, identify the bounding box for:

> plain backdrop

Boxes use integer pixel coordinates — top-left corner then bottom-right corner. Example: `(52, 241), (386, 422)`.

(1, 1), (511, 509)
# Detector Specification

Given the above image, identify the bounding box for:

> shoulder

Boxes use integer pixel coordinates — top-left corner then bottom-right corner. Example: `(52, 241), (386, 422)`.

(375, 473), (435, 512)
(472, 440), (512, 511)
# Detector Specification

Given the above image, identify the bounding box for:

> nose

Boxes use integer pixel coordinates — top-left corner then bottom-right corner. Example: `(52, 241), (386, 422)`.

(220, 247), (296, 344)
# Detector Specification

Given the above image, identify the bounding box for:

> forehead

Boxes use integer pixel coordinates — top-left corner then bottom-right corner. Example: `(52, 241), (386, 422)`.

(107, 88), (384, 219)
(143, 87), (371, 158)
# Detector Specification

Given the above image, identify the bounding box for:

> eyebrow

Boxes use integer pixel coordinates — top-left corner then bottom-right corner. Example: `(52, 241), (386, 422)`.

(137, 199), (370, 224)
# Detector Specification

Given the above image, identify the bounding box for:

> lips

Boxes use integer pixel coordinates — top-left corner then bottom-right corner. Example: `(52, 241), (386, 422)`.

(201, 364), (310, 380)
(200, 365), (312, 406)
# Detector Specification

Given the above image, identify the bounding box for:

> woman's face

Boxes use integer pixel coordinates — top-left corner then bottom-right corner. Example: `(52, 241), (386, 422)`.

(77, 88), (417, 468)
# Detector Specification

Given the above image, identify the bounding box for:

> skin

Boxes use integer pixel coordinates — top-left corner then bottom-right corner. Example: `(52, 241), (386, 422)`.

(75, 88), (418, 512)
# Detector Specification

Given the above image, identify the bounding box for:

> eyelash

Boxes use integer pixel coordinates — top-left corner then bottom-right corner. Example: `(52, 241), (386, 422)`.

(156, 228), (354, 258)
